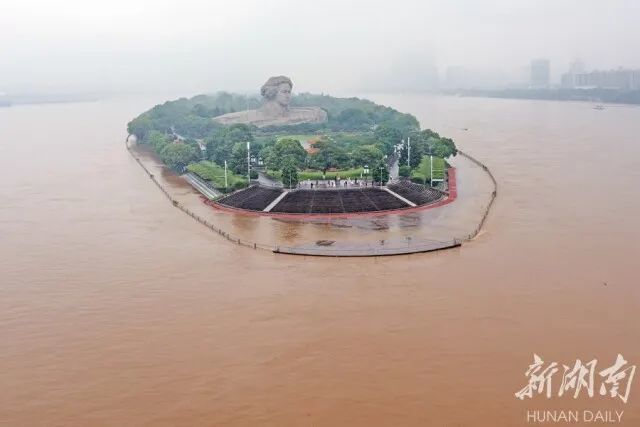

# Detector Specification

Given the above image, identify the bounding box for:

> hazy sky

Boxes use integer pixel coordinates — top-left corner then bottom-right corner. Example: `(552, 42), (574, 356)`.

(2, 0), (640, 94)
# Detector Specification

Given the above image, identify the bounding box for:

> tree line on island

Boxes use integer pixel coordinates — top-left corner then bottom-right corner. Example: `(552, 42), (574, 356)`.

(128, 92), (457, 191)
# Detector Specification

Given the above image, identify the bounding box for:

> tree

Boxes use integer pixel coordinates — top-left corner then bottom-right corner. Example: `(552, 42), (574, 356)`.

(192, 103), (212, 118)
(260, 146), (278, 171)
(309, 139), (349, 174)
(371, 161), (389, 185)
(272, 138), (307, 169)
(397, 135), (424, 169)
(173, 114), (218, 138)
(280, 158), (299, 188)
(206, 137), (232, 166)
(205, 124), (254, 167)
(229, 142), (249, 175)
(147, 130), (170, 152)
(159, 143), (199, 171)
(223, 124), (254, 144)
(399, 165), (411, 177)
(374, 124), (403, 156)
(352, 145), (383, 168)
(183, 138), (203, 159)
(429, 137), (457, 159)
(333, 108), (373, 130)
(397, 129), (457, 170)
(127, 116), (152, 140)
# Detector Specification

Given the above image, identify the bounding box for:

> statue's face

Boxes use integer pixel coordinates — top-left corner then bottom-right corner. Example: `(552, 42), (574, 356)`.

(275, 83), (291, 107)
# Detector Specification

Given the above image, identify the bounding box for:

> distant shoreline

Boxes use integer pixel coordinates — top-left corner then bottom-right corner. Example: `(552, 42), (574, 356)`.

(442, 88), (640, 106)
(0, 94), (100, 107)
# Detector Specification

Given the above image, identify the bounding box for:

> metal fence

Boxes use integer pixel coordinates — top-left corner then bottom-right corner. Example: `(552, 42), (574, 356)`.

(457, 150), (498, 240)
(125, 139), (276, 252)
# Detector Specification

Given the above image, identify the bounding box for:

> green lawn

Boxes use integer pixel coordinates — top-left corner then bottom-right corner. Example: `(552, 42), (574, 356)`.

(277, 134), (321, 143)
(269, 167), (367, 181)
(411, 156), (446, 182)
(187, 161), (247, 190)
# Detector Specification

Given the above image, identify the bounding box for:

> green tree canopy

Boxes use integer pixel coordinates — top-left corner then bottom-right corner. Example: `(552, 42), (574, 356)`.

(229, 142), (249, 175)
(309, 139), (350, 173)
(223, 124), (254, 144)
(351, 145), (383, 168)
(371, 161), (389, 185)
(205, 124), (255, 167)
(398, 129), (457, 170)
(127, 115), (153, 140)
(430, 137), (457, 158)
(147, 130), (170, 152)
(159, 143), (199, 172)
(280, 158), (299, 188)
(272, 138), (307, 169)
(374, 124), (403, 156)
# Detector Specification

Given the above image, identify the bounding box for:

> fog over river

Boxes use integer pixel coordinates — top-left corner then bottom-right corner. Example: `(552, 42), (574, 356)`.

(1, 94), (639, 426)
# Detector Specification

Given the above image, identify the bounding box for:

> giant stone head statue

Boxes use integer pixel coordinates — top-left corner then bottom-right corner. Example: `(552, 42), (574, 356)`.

(260, 76), (293, 109)
(213, 75), (326, 127)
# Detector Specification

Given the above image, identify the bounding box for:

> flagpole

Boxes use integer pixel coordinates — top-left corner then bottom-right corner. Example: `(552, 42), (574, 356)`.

(247, 141), (251, 183)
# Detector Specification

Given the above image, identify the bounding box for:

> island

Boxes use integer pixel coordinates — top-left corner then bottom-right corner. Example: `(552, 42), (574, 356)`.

(127, 76), (458, 216)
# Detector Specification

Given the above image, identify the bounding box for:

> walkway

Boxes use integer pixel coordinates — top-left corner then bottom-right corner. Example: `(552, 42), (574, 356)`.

(256, 171), (283, 188)
(182, 173), (222, 199)
(382, 186), (417, 207)
(263, 191), (289, 212)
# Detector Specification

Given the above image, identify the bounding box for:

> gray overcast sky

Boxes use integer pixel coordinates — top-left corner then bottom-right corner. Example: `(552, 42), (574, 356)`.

(2, 0), (640, 94)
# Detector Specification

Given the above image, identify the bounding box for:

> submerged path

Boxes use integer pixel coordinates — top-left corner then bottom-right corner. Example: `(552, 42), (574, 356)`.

(182, 172), (222, 199)
(274, 238), (461, 257)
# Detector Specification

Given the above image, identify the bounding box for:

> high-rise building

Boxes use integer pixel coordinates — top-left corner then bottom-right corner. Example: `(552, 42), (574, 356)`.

(530, 59), (550, 88)
(563, 68), (640, 90)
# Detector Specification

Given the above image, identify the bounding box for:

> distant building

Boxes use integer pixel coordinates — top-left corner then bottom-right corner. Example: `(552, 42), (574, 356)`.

(562, 68), (640, 90)
(530, 59), (550, 88)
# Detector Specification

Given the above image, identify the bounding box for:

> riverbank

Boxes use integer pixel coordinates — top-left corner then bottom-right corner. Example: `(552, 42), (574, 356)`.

(445, 87), (640, 105)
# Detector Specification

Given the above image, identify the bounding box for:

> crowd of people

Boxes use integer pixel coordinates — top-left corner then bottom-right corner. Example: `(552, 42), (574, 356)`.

(298, 177), (382, 189)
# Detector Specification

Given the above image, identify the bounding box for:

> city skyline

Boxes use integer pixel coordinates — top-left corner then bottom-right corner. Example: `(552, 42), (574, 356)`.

(3, 0), (640, 95)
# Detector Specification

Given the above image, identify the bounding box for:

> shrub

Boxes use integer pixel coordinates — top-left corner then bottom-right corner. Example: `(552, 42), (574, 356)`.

(233, 180), (248, 190)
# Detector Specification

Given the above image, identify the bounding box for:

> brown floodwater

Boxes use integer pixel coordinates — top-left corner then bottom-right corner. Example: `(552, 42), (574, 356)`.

(1, 94), (639, 426)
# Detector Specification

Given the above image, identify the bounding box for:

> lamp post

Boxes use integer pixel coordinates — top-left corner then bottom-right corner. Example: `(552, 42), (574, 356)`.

(381, 155), (388, 186)
(430, 152), (433, 187)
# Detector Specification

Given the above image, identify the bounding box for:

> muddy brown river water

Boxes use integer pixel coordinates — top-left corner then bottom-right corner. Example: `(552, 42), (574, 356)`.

(1, 94), (639, 426)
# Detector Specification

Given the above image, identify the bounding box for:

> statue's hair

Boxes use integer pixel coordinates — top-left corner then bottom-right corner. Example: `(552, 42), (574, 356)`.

(261, 76), (293, 100)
